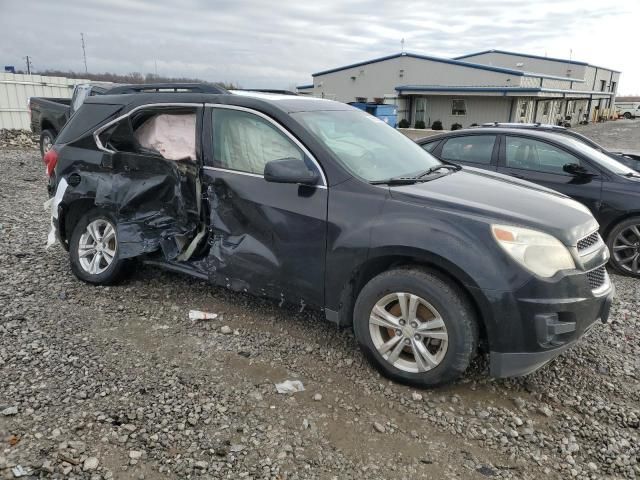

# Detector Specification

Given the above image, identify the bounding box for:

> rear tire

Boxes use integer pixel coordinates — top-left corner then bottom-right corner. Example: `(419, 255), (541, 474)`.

(353, 267), (478, 388)
(623, 112), (632, 120)
(69, 209), (127, 285)
(40, 129), (55, 158)
(606, 217), (640, 277)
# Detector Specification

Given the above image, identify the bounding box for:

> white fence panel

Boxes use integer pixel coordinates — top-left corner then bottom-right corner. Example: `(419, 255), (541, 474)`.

(0, 73), (89, 130)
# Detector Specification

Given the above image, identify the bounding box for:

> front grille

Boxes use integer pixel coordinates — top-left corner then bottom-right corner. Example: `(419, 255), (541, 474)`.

(577, 232), (600, 251)
(586, 266), (607, 290)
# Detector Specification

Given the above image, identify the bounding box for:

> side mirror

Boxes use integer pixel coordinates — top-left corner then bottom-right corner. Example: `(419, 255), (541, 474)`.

(264, 158), (319, 185)
(563, 163), (592, 176)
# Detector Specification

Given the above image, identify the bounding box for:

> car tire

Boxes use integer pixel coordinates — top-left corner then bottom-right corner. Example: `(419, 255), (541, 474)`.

(622, 112), (632, 119)
(606, 217), (640, 277)
(353, 267), (478, 388)
(40, 129), (56, 158)
(69, 209), (127, 285)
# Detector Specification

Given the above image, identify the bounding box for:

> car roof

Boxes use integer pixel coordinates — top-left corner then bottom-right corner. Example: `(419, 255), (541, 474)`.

(83, 91), (353, 114)
(416, 127), (586, 148)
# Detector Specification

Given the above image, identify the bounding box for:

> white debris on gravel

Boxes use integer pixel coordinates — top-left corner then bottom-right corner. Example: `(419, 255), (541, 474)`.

(188, 309), (219, 321)
(275, 380), (305, 394)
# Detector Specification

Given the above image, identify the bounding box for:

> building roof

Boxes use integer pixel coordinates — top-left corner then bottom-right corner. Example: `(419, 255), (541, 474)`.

(395, 85), (613, 97)
(310, 52), (582, 81)
(454, 49), (620, 73)
(616, 96), (640, 102)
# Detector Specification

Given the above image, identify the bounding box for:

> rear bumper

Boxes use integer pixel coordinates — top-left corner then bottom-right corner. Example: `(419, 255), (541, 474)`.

(482, 268), (614, 378)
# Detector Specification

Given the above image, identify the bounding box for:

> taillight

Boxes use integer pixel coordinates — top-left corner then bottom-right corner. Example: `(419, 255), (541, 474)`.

(43, 148), (59, 177)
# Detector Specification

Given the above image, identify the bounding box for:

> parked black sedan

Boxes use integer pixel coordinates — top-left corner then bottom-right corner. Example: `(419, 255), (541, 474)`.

(417, 128), (640, 277)
(480, 123), (640, 172)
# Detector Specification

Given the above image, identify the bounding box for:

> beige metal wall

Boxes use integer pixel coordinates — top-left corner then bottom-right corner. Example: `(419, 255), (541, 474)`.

(0, 73), (89, 130)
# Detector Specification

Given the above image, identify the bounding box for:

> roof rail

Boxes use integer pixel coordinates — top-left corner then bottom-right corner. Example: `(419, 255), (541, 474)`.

(104, 83), (228, 95)
(236, 88), (298, 96)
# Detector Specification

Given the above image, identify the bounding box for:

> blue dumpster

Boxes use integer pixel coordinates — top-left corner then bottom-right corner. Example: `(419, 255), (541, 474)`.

(349, 102), (398, 128)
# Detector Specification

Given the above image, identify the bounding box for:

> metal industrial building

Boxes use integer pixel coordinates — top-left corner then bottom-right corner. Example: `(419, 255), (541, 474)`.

(297, 49), (620, 128)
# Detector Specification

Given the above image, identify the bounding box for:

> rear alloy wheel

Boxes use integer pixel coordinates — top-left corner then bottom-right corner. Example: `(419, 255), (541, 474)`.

(353, 268), (478, 388)
(623, 112), (632, 119)
(70, 210), (127, 284)
(608, 217), (640, 277)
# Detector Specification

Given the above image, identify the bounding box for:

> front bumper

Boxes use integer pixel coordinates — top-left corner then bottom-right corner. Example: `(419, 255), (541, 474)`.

(480, 267), (614, 378)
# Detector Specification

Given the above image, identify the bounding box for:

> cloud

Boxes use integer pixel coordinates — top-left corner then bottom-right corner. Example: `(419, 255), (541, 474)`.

(0, 0), (638, 93)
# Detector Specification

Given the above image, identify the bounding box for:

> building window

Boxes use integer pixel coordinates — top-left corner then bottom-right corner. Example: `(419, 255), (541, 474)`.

(519, 101), (528, 118)
(543, 102), (550, 115)
(611, 81), (617, 93)
(555, 102), (562, 114)
(452, 99), (466, 116)
(600, 80), (606, 92)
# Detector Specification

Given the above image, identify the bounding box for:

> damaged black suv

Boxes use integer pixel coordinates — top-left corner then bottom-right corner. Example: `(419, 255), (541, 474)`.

(45, 90), (613, 387)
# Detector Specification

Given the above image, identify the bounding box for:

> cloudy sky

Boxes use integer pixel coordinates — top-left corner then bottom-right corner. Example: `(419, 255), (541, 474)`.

(1, 0), (639, 93)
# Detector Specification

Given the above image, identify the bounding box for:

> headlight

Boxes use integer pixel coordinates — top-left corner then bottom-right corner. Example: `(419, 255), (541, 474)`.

(491, 225), (575, 278)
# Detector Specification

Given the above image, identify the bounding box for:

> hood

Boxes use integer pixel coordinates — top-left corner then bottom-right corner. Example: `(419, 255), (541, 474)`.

(389, 167), (598, 246)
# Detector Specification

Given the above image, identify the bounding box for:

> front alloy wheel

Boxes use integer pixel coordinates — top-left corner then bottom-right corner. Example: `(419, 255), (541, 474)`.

(353, 267), (478, 388)
(369, 292), (448, 373)
(611, 223), (640, 275)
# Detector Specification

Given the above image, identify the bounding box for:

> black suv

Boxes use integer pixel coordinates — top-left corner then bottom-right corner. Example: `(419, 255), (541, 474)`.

(418, 128), (640, 277)
(45, 92), (613, 387)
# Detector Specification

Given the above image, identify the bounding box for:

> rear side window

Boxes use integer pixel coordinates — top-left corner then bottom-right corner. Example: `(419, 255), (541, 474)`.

(211, 108), (304, 175)
(56, 103), (123, 145)
(505, 136), (581, 174)
(440, 135), (496, 165)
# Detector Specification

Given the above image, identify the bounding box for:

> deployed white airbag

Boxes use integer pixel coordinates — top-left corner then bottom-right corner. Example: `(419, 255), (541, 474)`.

(134, 113), (196, 161)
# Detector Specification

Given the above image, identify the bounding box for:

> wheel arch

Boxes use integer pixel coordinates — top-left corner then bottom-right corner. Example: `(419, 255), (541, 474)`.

(40, 119), (57, 136)
(602, 211), (640, 241)
(60, 198), (98, 250)
(334, 248), (494, 350)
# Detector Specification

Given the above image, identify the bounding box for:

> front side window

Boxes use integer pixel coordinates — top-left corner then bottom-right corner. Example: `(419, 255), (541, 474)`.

(441, 135), (496, 165)
(505, 136), (581, 174)
(452, 99), (466, 116)
(293, 110), (441, 182)
(212, 108), (304, 175)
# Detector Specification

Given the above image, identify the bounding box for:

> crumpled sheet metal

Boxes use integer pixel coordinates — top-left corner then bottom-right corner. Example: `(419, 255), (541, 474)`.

(47, 153), (199, 260)
(134, 113), (196, 161)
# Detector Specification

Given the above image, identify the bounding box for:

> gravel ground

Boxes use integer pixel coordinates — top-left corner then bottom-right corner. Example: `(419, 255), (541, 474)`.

(574, 118), (640, 153)
(1, 142), (639, 479)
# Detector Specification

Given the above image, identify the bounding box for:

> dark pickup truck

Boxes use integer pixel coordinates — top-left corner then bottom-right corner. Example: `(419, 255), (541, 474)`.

(30, 83), (225, 157)
(30, 83), (113, 157)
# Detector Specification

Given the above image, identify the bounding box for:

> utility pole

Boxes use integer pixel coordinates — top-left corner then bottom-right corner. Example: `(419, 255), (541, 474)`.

(23, 56), (33, 74)
(81, 33), (88, 74)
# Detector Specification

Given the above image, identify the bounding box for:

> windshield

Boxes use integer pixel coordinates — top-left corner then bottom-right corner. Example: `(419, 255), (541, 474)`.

(293, 110), (441, 182)
(560, 136), (637, 175)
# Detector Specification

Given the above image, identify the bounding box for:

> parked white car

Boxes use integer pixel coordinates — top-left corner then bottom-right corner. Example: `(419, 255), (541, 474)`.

(616, 102), (640, 119)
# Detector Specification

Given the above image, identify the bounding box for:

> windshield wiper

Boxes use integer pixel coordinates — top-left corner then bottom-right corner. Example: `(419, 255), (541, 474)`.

(370, 164), (461, 185)
(415, 164), (462, 178)
(370, 177), (423, 185)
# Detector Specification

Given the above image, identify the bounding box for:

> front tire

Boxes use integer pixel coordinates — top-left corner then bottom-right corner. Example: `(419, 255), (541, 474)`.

(623, 112), (632, 119)
(353, 267), (478, 388)
(607, 217), (640, 277)
(40, 129), (55, 158)
(69, 210), (127, 285)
